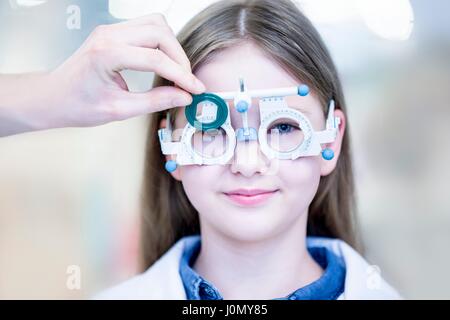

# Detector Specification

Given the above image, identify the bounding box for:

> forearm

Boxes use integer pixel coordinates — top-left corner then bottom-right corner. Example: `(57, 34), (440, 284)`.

(0, 72), (55, 137)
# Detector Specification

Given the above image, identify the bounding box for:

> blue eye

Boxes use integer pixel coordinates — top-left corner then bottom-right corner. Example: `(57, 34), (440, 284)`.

(269, 123), (299, 134)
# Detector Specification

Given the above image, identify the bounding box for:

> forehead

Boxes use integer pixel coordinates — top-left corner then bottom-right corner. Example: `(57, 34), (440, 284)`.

(194, 42), (323, 116)
(174, 42), (326, 130)
(195, 42), (296, 91)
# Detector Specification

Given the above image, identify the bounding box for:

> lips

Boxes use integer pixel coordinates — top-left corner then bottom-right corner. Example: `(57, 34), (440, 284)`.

(223, 188), (279, 206)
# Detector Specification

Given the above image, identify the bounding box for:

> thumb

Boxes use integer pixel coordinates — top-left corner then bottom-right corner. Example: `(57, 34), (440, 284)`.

(112, 86), (193, 120)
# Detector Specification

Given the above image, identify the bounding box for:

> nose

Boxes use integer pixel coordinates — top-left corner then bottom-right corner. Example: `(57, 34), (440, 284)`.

(230, 140), (270, 177)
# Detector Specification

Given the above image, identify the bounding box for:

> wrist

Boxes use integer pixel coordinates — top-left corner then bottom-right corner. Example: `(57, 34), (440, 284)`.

(28, 71), (63, 131)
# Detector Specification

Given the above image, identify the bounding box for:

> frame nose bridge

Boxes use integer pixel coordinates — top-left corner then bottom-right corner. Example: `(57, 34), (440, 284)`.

(233, 137), (269, 164)
(229, 98), (261, 127)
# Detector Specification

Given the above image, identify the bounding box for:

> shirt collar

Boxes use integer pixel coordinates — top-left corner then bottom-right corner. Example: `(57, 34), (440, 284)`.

(178, 235), (346, 300)
(178, 235), (223, 300)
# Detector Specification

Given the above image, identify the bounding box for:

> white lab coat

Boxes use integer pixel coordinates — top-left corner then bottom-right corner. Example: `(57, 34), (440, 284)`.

(94, 235), (402, 300)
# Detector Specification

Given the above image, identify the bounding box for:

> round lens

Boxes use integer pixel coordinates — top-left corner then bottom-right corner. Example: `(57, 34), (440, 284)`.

(191, 127), (228, 158)
(266, 118), (304, 152)
(185, 93), (228, 131)
(195, 101), (217, 124)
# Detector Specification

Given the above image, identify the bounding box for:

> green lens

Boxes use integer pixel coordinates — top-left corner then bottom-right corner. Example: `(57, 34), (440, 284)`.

(185, 93), (228, 131)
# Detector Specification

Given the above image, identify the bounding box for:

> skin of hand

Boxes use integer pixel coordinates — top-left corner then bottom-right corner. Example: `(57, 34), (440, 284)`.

(0, 13), (205, 137)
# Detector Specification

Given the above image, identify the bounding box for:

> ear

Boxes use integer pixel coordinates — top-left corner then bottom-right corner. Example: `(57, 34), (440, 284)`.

(320, 109), (346, 176)
(159, 117), (182, 181)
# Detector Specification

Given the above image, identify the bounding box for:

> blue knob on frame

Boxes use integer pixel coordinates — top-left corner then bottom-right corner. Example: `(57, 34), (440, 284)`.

(322, 148), (334, 160)
(236, 100), (249, 113)
(298, 84), (309, 96)
(165, 160), (177, 172)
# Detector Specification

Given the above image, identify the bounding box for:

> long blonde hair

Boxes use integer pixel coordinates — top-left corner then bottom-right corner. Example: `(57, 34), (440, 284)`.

(139, 0), (361, 271)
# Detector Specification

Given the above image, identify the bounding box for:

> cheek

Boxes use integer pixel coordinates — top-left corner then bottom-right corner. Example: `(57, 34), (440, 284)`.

(277, 156), (322, 205)
(178, 156), (321, 221)
(179, 165), (224, 211)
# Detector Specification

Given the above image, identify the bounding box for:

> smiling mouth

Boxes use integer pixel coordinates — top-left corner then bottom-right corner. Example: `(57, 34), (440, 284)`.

(223, 189), (280, 206)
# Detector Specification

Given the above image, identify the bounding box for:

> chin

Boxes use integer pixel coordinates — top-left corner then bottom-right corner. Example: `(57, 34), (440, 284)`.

(205, 206), (292, 243)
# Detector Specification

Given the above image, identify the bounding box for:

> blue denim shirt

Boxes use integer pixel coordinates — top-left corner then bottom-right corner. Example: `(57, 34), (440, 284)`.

(179, 235), (346, 300)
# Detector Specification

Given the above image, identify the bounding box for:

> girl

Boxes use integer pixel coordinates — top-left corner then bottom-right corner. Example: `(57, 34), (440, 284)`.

(96, 0), (400, 299)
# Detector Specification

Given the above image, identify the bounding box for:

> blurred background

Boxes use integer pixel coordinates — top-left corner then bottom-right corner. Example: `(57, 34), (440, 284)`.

(0, 0), (449, 299)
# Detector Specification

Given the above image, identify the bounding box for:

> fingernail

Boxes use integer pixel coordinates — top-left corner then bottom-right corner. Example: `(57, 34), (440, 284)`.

(194, 78), (206, 92)
(172, 96), (192, 106)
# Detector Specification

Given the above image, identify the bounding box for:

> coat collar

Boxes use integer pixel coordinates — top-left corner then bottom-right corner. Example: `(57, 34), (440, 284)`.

(94, 235), (401, 300)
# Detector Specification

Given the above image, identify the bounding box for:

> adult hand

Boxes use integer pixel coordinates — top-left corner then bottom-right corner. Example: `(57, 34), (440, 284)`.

(0, 13), (204, 137)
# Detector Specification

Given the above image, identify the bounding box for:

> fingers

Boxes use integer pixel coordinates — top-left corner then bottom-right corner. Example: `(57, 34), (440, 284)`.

(89, 13), (204, 94)
(111, 71), (128, 91)
(111, 25), (191, 72)
(118, 12), (170, 28)
(115, 13), (190, 71)
(114, 13), (190, 71)
(109, 86), (193, 120)
(109, 46), (204, 94)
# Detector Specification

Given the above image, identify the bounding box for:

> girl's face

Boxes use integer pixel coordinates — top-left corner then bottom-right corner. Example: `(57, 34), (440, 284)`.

(165, 42), (345, 242)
